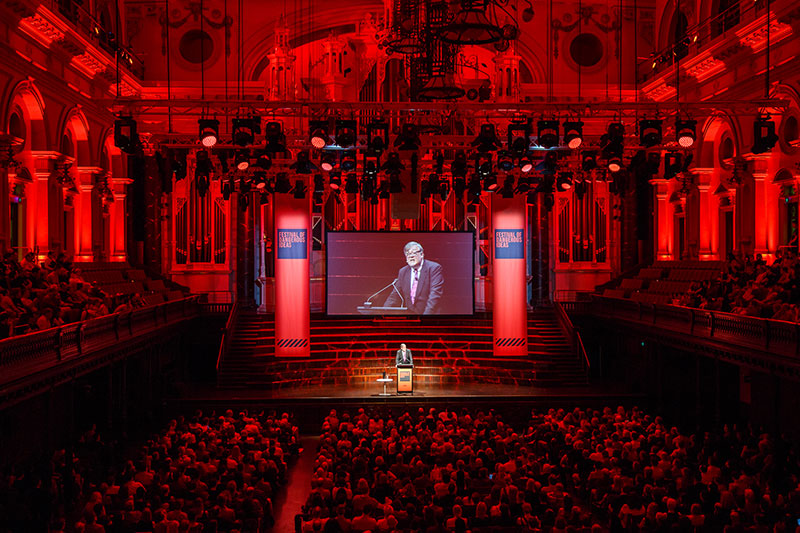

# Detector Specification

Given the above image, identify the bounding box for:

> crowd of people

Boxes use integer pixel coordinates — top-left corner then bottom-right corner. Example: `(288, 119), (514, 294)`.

(0, 409), (300, 532)
(676, 250), (800, 321)
(0, 250), (143, 340)
(301, 406), (800, 532)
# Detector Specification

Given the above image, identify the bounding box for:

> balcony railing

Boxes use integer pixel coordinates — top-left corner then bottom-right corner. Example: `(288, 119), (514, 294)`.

(45, 0), (145, 78)
(567, 295), (800, 361)
(0, 297), (200, 392)
(638, 0), (765, 84)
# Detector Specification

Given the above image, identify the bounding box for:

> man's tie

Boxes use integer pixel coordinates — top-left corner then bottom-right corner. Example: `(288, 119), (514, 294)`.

(410, 269), (419, 305)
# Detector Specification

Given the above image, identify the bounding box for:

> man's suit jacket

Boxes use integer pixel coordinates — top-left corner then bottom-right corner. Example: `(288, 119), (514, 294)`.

(395, 349), (413, 366)
(384, 259), (444, 314)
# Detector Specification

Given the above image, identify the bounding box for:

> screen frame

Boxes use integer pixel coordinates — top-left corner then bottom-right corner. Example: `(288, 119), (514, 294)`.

(324, 230), (476, 317)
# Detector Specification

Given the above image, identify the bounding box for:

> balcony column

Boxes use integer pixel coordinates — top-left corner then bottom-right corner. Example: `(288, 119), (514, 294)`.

(74, 167), (100, 262)
(650, 180), (671, 260)
(694, 168), (714, 260)
(750, 155), (774, 260)
(30, 152), (59, 258)
(108, 176), (132, 262)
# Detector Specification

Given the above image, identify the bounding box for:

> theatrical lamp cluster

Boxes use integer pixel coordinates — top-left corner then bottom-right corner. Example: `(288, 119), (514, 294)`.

(114, 111), (782, 209)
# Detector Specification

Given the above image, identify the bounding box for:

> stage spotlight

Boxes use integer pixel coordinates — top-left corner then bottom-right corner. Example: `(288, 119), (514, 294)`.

(252, 173), (266, 191)
(198, 118), (219, 148)
(520, 154), (533, 173)
(537, 120), (560, 149)
(497, 150), (514, 171)
(382, 152), (405, 174)
(293, 179), (306, 199)
(274, 172), (291, 193)
(557, 172), (573, 191)
(367, 121), (390, 155)
(232, 117), (260, 147)
(394, 123), (421, 151)
(320, 151), (337, 172)
(582, 151), (597, 171)
(639, 119), (663, 147)
(255, 152), (272, 170)
(508, 121), (532, 156)
(676, 119), (697, 148)
(500, 176), (515, 198)
(264, 121), (287, 153)
(752, 115), (779, 154)
(335, 119), (357, 148)
(563, 121), (584, 149)
(664, 151), (682, 179)
(329, 171), (342, 190)
(608, 155), (623, 173)
(451, 152), (468, 177)
(235, 150), (250, 171)
(114, 116), (139, 154)
(345, 173), (360, 194)
(309, 120), (330, 149)
(476, 153), (494, 177)
(472, 123), (502, 152)
(340, 151), (357, 172)
(290, 150), (317, 174)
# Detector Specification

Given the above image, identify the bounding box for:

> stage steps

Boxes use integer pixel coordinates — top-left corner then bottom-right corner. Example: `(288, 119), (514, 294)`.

(216, 308), (587, 389)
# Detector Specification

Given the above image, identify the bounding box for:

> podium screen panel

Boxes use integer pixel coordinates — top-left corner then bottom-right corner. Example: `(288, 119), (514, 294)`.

(326, 231), (474, 316)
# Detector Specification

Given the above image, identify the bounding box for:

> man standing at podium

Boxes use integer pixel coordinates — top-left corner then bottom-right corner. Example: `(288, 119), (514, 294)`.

(396, 343), (413, 365)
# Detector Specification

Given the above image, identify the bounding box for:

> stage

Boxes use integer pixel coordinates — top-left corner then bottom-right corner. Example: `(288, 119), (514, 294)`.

(169, 381), (645, 427)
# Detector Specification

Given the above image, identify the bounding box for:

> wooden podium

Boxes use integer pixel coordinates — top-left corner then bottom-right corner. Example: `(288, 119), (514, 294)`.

(396, 364), (413, 393)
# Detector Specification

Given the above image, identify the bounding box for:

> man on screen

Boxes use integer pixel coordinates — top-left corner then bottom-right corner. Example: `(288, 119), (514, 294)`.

(395, 343), (413, 365)
(384, 241), (444, 314)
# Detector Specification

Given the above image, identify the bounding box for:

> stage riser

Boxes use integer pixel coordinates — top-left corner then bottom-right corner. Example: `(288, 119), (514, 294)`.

(218, 308), (587, 389)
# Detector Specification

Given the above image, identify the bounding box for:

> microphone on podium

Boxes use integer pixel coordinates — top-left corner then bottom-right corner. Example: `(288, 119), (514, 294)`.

(363, 279), (405, 308)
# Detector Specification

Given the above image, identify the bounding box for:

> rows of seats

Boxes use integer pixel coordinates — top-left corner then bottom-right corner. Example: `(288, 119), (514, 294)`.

(601, 260), (725, 303)
(78, 263), (185, 302)
(301, 406), (800, 532)
(0, 410), (301, 532)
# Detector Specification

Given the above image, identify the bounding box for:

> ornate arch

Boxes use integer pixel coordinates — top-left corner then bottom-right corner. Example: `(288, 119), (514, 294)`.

(698, 112), (741, 169)
(59, 107), (92, 166)
(4, 79), (48, 151)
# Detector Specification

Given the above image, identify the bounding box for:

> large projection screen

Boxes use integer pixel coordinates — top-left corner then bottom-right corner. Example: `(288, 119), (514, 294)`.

(326, 232), (474, 316)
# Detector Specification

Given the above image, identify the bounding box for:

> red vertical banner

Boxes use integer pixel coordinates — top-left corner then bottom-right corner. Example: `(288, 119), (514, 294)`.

(275, 191), (311, 357)
(492, 195), (528, 356)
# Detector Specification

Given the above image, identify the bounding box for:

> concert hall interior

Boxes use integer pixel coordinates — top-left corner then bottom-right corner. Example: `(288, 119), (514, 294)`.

(3, 0), (800, 530)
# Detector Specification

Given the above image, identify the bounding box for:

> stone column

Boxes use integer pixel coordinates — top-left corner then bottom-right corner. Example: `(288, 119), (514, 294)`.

(108, 176), (132, 262)
(650, 179), (671, 260)
(694, 168), (714, 260)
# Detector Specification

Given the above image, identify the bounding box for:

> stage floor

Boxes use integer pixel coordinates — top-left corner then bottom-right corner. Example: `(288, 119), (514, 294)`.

(172, 381), (643, 406)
